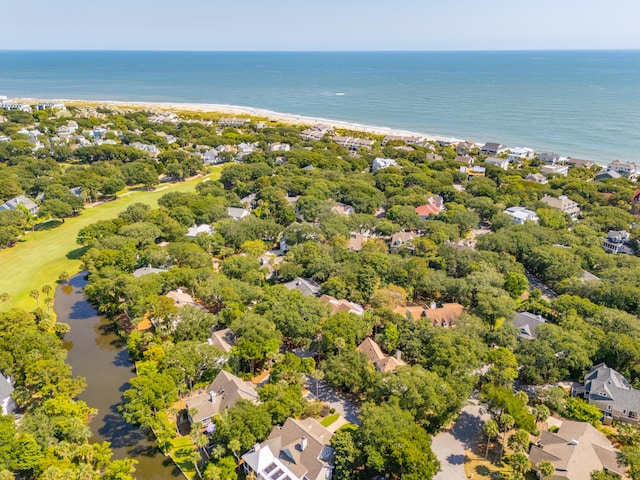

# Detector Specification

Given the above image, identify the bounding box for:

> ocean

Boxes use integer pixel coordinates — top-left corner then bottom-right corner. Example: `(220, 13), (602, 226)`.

(0, 50), (639, 162)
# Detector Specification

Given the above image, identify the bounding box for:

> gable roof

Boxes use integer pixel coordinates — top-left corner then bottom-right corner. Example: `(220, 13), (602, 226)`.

(209, 328), (236, 353)
(584, 363), (640, 414)
(357, 338), (405, 373)
(529, 420), (625, 480)
(319, 294), (364, 316)
(243, 417), (334, 480)
(227, 207), (250, 220)
(185, 370), (258, 424)
(283, 278), (321, 297)
(415, 204), (441, 217)
(512, 312), (546, 340)
(425, 303), (464, 326)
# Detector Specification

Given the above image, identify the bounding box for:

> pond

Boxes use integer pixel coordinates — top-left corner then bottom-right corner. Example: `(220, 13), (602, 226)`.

(56, 273), (182, 480)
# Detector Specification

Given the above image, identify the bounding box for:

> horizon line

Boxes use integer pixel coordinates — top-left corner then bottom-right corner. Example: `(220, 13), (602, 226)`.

(1, 48), (640, 53)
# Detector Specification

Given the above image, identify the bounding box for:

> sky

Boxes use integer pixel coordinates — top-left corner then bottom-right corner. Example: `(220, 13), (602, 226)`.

(5, 0), (640, 51)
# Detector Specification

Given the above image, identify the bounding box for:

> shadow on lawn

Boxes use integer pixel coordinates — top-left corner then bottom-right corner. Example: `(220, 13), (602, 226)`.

(67, 245), (90, 260)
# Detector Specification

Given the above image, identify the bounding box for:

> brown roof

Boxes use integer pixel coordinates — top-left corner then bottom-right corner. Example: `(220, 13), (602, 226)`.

(425, 303), (464, 326)
(357, 338), (405, 373)
(529, 421), (625, 480)
(393, 305), (425, 321)
(319, 295), (364, 315)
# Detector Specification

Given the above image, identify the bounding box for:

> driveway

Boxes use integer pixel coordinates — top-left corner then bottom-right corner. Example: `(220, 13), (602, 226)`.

(524, 270), (558, 301)
(305, 377), (360, 425)
(431, 399), (490, 480)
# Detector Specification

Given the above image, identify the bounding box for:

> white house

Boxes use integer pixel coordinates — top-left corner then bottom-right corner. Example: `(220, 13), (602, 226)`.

(0, 375), (16, 416)
(0, 195), (39, 216)
(507, 147), (535, 162)
(186, 224), (214, 238)
(227, 207), (250, 220)
(607, 160), (637, 180)
(504, 206), (539, 224)
(540, 164), (569, 176)
(371, 157), (398, 172)
(269, 142), (291, 152)
(484, 157), (509, 170)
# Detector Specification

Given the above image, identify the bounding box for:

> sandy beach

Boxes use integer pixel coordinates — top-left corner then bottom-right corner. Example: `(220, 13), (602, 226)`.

(17, 97), (464, 146)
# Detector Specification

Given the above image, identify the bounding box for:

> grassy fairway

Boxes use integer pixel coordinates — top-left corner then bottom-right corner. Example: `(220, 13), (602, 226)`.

(0, 173), (218, 310)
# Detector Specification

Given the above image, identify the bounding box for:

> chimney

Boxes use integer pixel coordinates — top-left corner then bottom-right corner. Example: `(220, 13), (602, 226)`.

(300, 436), (308, 451)
(430, 301), (437, 310)
(395, 350), (402, 361)
(209, 391), (216, 403)
(177, 288), (183, 295)
(569, 439), (579, 446)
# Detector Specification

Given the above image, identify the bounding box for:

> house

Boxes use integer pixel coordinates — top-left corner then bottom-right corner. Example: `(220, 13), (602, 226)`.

(480, 142), (507, 155)
(0, 195), (39, 216)
(504, 206), (539, 224)
(595, 170), (622, 181)
(319, 294), (364, 316)
(390, 231), (418, 251)
(382, 134), (423, 145)
(426, 153), (443, 162)
(567, 158), (595, 169)
(346, 231), (373, 252)
(148, 112), (179, 124)
(130, 142), (160, 158)
(185, 370), (258, 425)
(526, 173), (547, 184)
(269, 142), (291, 152)
(508, 147), (535, 162)
(202, 149), (223, 165)
(538, 152), (564, 164)
(602, 230), (633, 254)
(393, 302), (464, 328)
(461, 165), (486, 179)
(540, 164), (569, 176)
(333, 136), (375, 151)
(457, 140), (476, 156)
(237, 142), (260, 159)
(331, 202), (355, 215)
(227, 207), (250, 221)
(283, 278), (321, 297)
(455, 155), (474, 165)
(357, 337), (406, 373)
(511, 312), (546, 340)
(36, 101), (66, 110)
(484, 157), (509, 170)
(0, 375), (16, 416)
(371, 157), (398, 172)
(529, 420), (626, 479)
(540, 195), (581, 219)
(69, 186), (84, 198)
(415, 195), (444, 219)
(208, 328), (237, 353)
(300, 125), (333, 142)
(573, 363), (640, 425)
(242, 417), (334, 480)
(259, 253), (285, 280)
(218, 117), (250, 128)
(607, 160), (637, 180)
(166, 288), (201, 308)
(186, 224), (214, 238)
(132, 266), (168, 278)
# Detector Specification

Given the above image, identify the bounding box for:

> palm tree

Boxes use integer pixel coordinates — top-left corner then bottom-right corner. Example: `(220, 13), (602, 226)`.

(30, 289), (40, 309)
(44, 296), (54, 315)
(508, 452), (530, 478)
(537, 460), (555, 478)
(42, 284), (53, 298)
(499, 413), (515, 459)
(190, 424), (210, 459)
(508, 429), (530, 453)
(483, 419), (499, 458)
(190, 449), (202, 480)
(534, 404), (550, 425)
(310, 369), (325, 401)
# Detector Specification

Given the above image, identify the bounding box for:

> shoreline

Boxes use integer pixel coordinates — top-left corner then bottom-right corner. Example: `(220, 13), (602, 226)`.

(19, 97), (464, 144)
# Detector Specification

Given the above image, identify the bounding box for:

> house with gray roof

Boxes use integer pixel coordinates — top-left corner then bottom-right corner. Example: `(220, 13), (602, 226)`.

(511, 312), (546, 340)
(573, 363), (640, 425)
(242, 417), (334, 480)
(283, 278), (321, 297)
(227, 207), (250, 220)
(184, 370), (258, 425)
(208, 328), (236, 353)
(529, 420), (625, 480)
(0, 195), (39, 216)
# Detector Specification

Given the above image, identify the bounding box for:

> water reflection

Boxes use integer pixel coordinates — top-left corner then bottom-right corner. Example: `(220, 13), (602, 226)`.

(56, 274), (181, 480)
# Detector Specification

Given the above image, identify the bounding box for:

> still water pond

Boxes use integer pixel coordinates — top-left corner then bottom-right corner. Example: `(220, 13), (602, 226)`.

(56, 274), (181, 480)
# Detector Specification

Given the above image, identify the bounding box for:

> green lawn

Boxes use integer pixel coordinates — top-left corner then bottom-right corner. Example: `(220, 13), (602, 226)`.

(320, 413), (340, 428)
(168, 436), (197, 480)
(0, 173), (218, 310)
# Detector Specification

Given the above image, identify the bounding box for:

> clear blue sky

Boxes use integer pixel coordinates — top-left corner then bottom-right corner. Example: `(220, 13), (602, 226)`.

(6, 0), (640, 51)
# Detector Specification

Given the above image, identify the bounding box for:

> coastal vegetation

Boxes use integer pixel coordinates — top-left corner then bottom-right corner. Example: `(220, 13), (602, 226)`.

(3, 101), (640, 479)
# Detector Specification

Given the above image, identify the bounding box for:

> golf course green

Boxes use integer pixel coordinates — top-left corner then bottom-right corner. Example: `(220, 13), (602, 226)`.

(0, 173), (216, 310)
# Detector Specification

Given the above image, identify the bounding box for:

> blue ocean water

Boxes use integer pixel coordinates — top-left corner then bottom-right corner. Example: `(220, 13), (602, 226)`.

(0, 50), (639, 162)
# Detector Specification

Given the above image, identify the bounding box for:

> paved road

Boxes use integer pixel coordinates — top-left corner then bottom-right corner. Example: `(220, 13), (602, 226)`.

(305, 377), (360, 425)
(525, 270), (558, 301)
(431, 399), (490, 480)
